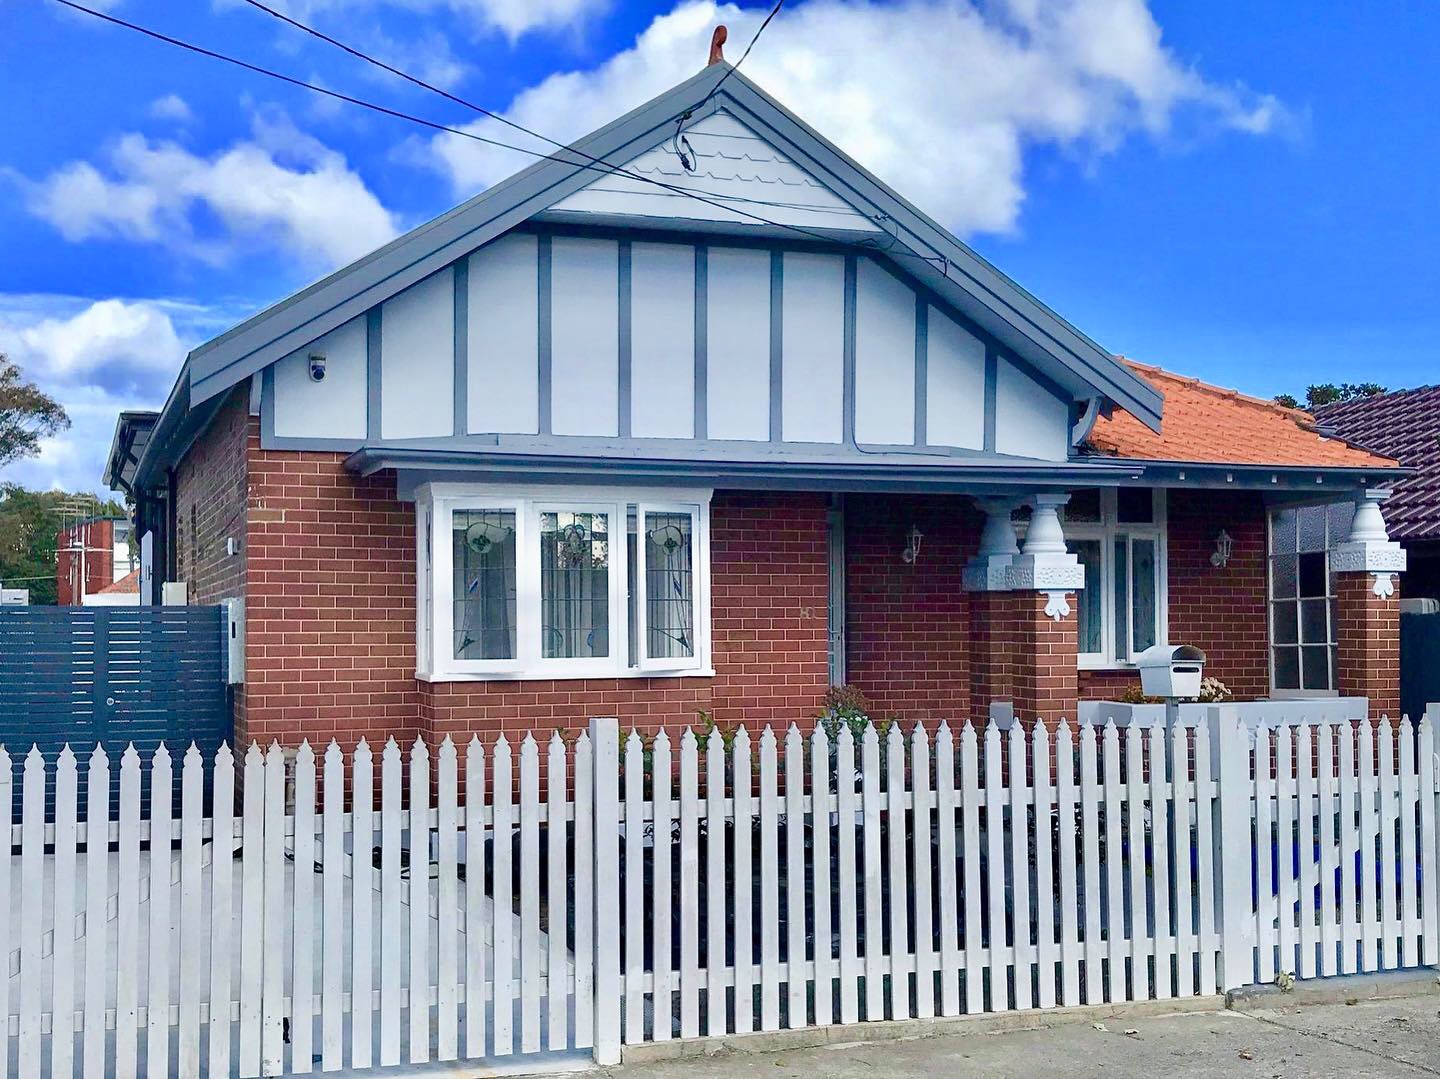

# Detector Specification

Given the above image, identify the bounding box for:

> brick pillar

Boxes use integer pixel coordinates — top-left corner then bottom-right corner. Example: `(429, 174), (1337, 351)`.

(963, 494), (1082, 729)
(1335, 572), (1401, 717)
(1330, 489), (1406, 720)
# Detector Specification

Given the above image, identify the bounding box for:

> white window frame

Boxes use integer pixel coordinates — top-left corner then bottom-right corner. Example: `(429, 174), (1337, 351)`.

(416, 482), (713, 682)
(1266, 502), (1344, 700)
(1067, 488), (1168, 670)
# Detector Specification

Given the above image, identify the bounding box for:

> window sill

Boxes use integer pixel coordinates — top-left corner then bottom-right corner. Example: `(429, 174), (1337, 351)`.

(415, 666), (717, 683)
(1078, 660), (1139, 673)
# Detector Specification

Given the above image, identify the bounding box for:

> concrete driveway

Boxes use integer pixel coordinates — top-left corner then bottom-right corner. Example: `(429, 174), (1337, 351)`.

(608, 994), (1440, 1078)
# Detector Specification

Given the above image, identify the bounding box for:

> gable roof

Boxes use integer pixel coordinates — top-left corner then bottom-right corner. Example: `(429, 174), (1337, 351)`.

(97, 568), (140, 595)
(1316, 386), (1440, 541)
(181, 62), (1162, 432)
(1086, 360), (1398, 470)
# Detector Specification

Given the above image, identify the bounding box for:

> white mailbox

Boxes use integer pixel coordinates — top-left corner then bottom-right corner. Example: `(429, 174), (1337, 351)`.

(1136, 644), (1205, 699)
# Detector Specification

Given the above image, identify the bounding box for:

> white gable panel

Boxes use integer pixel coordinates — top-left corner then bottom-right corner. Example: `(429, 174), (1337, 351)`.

(381, 270), (453, 439)
(854, 258), (915, 445)
(468, 233), (539, 434)
(272, 316), (367, 439)
(925, 306), (985, 449)
(781, 251), (844, 443)
(551, 235), (619, 436)
(995, 357), (1069, 461)
(630, 242), (695, 439)
(552, 110), (882, 233)
(706, 246), (771, 441)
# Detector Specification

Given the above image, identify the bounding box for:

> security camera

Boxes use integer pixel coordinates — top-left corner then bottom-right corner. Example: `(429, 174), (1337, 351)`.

(308, 353), (327, 382)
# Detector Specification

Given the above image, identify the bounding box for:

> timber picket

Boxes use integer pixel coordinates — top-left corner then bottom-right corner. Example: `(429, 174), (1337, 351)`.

(2, 703), (1438, 1077)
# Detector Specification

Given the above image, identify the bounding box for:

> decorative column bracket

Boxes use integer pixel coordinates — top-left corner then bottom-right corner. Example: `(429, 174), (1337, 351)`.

(963, 493), (1085, 619)
(1330, 489), (1406, 598)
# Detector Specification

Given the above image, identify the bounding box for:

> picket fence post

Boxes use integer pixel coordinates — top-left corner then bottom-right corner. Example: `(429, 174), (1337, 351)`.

(1211, 704), (1254, 991)
(589, 717), (623, 1065)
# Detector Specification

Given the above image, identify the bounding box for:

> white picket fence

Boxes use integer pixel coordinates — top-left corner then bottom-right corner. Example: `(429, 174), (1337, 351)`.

(3, 704), (1439, 1077)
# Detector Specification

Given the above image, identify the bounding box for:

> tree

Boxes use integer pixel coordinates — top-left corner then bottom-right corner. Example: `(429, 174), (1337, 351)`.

(0, 354), (68, 470)
(0, 486), (127, 605)
(1272, 382), (1387, 412)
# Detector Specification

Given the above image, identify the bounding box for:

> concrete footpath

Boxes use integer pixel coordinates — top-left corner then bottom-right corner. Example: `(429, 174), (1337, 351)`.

(601, 987), (1440, 1078)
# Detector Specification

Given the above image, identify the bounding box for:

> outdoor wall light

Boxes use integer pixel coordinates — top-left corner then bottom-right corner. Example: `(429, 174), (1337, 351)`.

(902, 524), (924, 564)
(1210, 529), (1233, 569)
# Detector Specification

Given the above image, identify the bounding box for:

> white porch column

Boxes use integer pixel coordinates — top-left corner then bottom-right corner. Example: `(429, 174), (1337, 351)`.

(1331, 488), (1407, 597)
(1008, 493), (1086, 620)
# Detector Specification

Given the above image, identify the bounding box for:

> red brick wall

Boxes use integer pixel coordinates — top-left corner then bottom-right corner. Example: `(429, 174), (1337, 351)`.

(1078, 488), (1270, 701)
(1335, 573), (1401, 717)
(242, 443), (419, 751)
(423, 491), (831, 745)
(844, 495), (983, 724)
(55, 519), (116, 604)
(174, 387), (249, 607)
(174, 417), (835, 749)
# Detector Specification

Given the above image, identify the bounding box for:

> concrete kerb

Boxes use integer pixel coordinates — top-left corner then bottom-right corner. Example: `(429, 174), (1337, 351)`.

(1226, 968), (1440, 1011)
(618, 995), (1227, 1065)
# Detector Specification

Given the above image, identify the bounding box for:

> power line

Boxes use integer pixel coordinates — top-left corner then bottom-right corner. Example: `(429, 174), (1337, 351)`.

(52, 0), (947, 267)
(698, 1), (784, 115)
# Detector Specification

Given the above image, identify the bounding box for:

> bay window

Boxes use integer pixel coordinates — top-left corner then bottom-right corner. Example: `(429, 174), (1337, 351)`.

(417, 484), (712, 680)
(1065, 488), (1168, 668)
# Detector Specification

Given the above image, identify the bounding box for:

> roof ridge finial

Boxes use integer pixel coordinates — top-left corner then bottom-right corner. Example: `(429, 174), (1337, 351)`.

(708, 25), (728, 66)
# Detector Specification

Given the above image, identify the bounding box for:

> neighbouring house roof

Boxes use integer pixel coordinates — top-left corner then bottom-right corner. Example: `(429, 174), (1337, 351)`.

(1316, 386), (1440, 542)
(1085, 361), (1399, 471)
(96, 569), (140, 595)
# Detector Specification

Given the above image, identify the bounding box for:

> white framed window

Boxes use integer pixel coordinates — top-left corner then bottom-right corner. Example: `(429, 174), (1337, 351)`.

(416, 483), (713, 681)
(1065, 488), (1168, 669)
(1267, 501), (1354, 697)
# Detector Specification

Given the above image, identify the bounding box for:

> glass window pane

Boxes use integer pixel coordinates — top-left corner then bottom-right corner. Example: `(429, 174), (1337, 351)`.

(1271, 553), (1298, 599)
(1272, 601), (1298, 645)
(1131, 537), (1158, 653)
(1298, 505), (1328, 553)
(1300, 597), (1329, 644)
(1074, 539), (1102, 654)
(540, 510), (610, 659)
(1113, 538), (1129, 662)
(453, 509), (517, 660)
(1301, 644), (1332, 690)
(1066, 489), (1102, 523)
(1116, 487), (1154, 524)
(644, 511), (695, 660)
(1298, 551), (1327, 597)
(1274, 646), (1300, 690)
(1271, 509), (1298, 555)
(1327, 501), (1355, 547)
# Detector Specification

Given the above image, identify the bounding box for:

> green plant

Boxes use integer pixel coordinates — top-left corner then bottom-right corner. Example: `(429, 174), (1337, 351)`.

(817, 683), (874, 744)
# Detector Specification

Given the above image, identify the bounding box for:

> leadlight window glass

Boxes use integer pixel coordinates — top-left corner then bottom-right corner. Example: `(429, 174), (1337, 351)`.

(540, 511), (610, 659)
(452, 509), (517, 660)
(1067, 489), (1167, 666)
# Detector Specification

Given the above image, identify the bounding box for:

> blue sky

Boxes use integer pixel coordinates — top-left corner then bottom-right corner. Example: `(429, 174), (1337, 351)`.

(2, 0), (1437, 495)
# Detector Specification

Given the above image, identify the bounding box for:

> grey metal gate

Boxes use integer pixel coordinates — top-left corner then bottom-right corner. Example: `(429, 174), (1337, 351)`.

(1401, 610), (1440, 723)
(0, 605), (232, 812)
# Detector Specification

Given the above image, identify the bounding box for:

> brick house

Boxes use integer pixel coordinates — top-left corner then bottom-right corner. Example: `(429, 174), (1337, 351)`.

(55, 514), (136, 606)
(104, 63), (1407, 751)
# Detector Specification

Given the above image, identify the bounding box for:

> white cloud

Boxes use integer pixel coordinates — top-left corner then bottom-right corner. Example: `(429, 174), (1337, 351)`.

(148, 94), (194, 124)
(18, 114), (399, 269)
(222, 0), (608, 41)
(430, 0), (1287, 236)
(0, 295), (211, 494)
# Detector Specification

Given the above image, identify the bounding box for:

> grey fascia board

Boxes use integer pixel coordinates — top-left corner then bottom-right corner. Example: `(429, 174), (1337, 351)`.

(186, 65), (735, 405)
(1099, 458), (1409, 491)
(347, 443), (1144, 489)
(713, 72), (1164, 431)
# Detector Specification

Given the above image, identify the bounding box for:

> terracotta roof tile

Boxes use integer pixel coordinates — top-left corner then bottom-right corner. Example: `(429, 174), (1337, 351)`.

(1085, 360), (1397, 470)
(1316, 386), (1440, 541)
(97, 568), (140, 595)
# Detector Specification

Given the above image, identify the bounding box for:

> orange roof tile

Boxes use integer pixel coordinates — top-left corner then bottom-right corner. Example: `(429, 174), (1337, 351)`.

(1086, 360), (1397, 469)
(97, 568), (140, 595)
